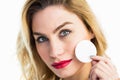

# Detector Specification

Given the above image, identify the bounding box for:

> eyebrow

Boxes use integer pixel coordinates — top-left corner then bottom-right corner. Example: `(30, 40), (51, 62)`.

(53, 22), (72, 33)
(33, 22), (72, 36)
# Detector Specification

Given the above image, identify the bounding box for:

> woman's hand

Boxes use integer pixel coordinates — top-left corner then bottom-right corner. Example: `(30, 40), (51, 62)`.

(89, 56), (119, 80)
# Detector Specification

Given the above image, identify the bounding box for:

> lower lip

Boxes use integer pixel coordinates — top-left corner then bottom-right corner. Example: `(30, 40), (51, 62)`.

(52, 59), (72, 69)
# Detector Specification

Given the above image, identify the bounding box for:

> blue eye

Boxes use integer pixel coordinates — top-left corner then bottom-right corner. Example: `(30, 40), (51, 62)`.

(60, 29), (71, 37)
(37, 36), (48, 43)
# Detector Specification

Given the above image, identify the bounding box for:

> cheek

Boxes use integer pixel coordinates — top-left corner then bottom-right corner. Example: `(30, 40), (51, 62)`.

(65, 37), (78, 56)
(66, 44), (75, 58)
(65, 33), (87, 55)
(36, 44), (49, 63)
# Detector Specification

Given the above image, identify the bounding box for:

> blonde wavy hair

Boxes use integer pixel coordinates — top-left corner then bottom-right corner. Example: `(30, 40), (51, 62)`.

(17, 0), (107, 80)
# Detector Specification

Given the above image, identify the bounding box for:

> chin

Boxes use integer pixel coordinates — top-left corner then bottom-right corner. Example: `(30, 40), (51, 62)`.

(54, 70), (75, 79)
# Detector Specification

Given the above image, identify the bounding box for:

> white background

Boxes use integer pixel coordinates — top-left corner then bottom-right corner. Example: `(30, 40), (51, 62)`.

(0, 0), (120, 80)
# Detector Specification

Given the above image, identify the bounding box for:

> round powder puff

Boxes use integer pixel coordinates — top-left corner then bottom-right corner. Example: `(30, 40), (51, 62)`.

(75, 40), (97, 63)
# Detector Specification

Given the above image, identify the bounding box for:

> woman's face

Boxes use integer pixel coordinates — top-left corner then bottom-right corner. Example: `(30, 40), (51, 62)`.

(32, 5), (94, 78)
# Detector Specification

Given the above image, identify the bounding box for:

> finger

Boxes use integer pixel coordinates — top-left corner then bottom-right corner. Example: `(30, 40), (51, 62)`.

(91, 72), (98, 80)
(90, 68), (107, 80)
(90, 56), (109, 63)
(91, 61), (119, 80)
(91, 56), (116, 71)
(90, 66), (104, 80)
(91, 60), (98, 66)
(91, 61), (114, 77)
(91, 60), (113, 78)
(91, 56), (119, 79)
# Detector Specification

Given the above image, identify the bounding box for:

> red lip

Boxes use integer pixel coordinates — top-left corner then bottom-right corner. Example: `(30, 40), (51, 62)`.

(52, 59), (72, 69)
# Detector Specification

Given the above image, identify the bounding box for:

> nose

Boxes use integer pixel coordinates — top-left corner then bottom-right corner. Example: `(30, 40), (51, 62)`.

(49, 39), (64, 58)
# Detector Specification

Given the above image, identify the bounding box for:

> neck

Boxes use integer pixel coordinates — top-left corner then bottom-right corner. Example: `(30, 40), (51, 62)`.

(63, 63), (91, 80)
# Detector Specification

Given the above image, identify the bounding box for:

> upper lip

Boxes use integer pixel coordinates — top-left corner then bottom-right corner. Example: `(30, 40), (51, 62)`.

(52, 59), (72, 66)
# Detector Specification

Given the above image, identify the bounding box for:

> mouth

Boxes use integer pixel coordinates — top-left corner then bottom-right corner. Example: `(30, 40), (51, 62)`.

(52, 59), (72, 69)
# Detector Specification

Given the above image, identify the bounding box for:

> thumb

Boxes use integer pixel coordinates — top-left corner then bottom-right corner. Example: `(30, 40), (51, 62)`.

(91, 60), (98, 66)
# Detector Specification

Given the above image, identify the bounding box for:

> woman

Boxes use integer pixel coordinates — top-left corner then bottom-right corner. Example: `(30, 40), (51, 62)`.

(17, 0), (119, 80)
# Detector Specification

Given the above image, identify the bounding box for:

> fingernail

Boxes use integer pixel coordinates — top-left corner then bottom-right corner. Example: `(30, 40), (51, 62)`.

(90, 55), (95, 58)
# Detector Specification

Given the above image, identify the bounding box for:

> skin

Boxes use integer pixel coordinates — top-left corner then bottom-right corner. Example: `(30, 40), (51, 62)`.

(32, 5), (119, 80)
(32, 5), (94, 80)
(90, 56), (119, 80)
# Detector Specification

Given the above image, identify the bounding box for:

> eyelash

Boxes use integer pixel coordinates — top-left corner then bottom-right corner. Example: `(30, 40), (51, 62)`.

(59, 29), (71, 37)
(36, 36), (48, 43)
(36, 29), (72, 43)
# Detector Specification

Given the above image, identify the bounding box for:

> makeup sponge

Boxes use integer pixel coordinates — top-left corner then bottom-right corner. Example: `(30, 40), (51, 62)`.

(75, 40), (97, 63)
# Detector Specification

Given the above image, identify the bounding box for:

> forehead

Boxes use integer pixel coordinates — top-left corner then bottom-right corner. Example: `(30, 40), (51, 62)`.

(32, 5), (83, 32)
